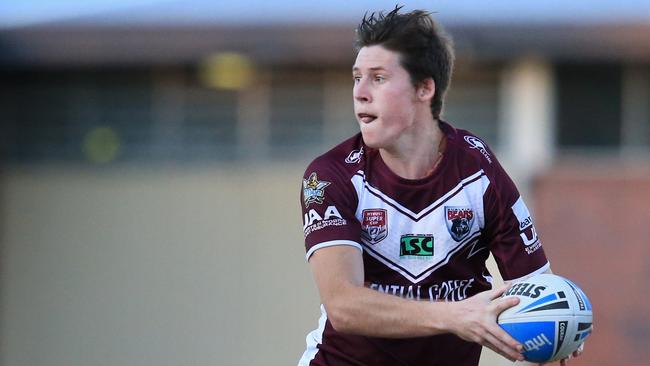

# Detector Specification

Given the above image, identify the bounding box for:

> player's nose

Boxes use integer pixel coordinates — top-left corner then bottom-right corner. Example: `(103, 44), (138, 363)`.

(353, 79), (372, 103)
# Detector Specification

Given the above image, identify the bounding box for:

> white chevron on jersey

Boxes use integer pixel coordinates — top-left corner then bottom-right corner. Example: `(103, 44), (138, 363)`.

(351, 169), (491, 283)
(354, 169), (487, 220)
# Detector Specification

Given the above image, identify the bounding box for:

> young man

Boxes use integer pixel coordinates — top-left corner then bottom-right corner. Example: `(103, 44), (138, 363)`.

(298, 7), (580, 366)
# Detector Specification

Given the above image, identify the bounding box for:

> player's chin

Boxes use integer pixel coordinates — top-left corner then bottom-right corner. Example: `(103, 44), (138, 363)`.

(359, 126), (381, 148)
(359, 132), (384, 149)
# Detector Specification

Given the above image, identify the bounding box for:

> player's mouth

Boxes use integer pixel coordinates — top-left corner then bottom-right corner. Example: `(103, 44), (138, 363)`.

(358, 113), (377, 124)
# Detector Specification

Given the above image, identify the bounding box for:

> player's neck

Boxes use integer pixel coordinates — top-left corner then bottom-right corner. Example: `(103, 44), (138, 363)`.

(379, 119), (445, 180)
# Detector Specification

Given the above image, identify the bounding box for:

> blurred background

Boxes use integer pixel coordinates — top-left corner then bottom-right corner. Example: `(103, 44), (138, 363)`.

(1, 1), (649, 365)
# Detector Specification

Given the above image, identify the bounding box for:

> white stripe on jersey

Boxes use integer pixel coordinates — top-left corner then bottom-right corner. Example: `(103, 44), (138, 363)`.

(306, 240), (362, 260)
(507, 261), (551, 283)
(297, 304), (328, 366)
(354, 169), (486, 220)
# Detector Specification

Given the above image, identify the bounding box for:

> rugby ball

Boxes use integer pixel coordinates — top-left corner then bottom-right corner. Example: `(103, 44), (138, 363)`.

(497, 274), (593, 363)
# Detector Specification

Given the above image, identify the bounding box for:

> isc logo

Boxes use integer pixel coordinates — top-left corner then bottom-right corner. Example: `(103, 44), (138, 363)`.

(400, 235), (434, 257)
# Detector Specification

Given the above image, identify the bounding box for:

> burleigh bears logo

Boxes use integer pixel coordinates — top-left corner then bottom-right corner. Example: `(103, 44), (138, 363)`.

(445, 206), (475, 241)
(400, 234), (434, 257)
(360, 209), (387, 245)
(302, 172), (331, 207)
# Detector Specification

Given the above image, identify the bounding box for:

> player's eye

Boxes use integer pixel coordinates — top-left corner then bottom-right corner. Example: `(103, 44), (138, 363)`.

(374, 75), (385, 83)
(353, 75), (361, 83)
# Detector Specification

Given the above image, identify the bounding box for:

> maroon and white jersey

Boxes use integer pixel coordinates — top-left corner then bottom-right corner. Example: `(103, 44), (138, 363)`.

(298, 122), (549, 366)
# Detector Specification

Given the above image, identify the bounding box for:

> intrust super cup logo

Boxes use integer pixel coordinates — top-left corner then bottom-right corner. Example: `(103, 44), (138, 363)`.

(360, 209), (387, 245)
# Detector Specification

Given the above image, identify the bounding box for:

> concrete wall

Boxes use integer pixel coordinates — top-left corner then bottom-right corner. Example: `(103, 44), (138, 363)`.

(0, 164), (319, 366)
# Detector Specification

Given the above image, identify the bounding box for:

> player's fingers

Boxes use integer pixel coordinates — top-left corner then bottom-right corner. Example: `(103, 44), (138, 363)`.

(560, 350), (576, 365)
(482, 331), (524, 362)
(568, 342), (584, 359)
(491, 295), (520, 314)
(487, 284), (510, 300)
(489, 323), (522, 351)
(482, 339), (516, 362)
(470, 286), (504, 303)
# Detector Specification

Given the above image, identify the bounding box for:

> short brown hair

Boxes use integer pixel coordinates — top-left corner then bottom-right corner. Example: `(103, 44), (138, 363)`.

(355, 6), (455, 119)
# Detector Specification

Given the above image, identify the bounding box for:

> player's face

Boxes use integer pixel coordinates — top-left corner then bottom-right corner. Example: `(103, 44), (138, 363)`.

(352, 45), (419, 150)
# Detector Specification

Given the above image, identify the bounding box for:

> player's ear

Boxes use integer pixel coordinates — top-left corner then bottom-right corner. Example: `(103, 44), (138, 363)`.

(416, 78), (435, 102)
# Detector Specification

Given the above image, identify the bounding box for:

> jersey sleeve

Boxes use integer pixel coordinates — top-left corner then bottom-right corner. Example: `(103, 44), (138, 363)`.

(483, 161), (549, 281)
(300, 159), (362, 261)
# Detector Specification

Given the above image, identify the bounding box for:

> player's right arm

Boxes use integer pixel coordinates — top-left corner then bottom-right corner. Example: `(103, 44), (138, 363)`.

(308, 244), (525, 362)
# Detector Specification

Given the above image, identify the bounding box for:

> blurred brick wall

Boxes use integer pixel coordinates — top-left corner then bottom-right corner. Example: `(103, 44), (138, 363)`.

(532, 161), (650, 365)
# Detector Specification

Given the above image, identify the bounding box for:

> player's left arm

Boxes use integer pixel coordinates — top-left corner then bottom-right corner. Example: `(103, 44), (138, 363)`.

(502, 267), (552, 286)
(481, 154), (586, 365)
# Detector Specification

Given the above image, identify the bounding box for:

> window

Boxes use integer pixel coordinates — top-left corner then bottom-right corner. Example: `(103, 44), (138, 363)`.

(182, 79), (238, 160)
(0, 67), (239, 163)
(443, 63), (501, 147)
(269, 68), (324, 157)
(556, 63), (622, 149)
(1, 71), (73, 160)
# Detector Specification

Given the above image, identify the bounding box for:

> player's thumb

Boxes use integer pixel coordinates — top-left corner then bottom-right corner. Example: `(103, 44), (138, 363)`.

(488, 284), (510, 300)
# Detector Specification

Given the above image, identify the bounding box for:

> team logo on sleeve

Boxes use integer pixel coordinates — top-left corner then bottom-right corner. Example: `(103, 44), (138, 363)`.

(302, 172), (331, 207)
(464, 136), (492, 164)
(345, 147), (364, 164)
(360, 209), (388, 245)
(445, 206), (475, 242)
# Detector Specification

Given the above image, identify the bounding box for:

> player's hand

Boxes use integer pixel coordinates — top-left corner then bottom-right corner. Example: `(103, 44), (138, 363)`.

(446, 284), (524, 362)
(559, 343), (583, 365)
(532, 341), (584, 365)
